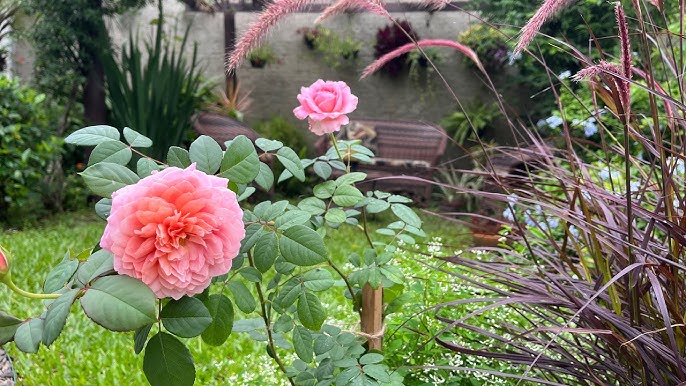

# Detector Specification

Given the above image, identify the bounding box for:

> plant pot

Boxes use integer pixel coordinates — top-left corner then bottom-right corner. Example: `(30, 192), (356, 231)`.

(249, 58), (266, 68)
(303, 35), (317, 49)
(471, 231), (503, 247)
(341, 49), (359, 60)
(0, 348), (15, 386)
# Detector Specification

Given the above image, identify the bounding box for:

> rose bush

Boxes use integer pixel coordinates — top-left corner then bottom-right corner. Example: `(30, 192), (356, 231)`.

(101, 164), (245, 300)
(0, 81), (422, 386)
(293, 79), (358, 135)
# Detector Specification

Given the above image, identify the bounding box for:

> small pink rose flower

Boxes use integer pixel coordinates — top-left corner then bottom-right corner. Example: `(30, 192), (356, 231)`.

(293, 79), (358, 135)
(100, 164), (245, 300)
(0, 245), (9, 278)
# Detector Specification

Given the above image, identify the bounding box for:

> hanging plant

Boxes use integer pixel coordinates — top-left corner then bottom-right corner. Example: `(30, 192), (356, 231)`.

(247, 45), (278, 68)
(373, 20), (419, 76)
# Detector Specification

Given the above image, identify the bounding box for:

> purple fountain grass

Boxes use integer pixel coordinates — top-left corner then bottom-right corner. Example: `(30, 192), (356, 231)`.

(361, 39), (484, 79)
(227, 0), (316, 71)
(514, 0), (576, 55)
(315, 0), (390, 24)
(571, 60), (622, 82)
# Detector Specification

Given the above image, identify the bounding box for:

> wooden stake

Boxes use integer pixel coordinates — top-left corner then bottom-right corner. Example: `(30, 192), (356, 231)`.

(360, 284), (383, 350)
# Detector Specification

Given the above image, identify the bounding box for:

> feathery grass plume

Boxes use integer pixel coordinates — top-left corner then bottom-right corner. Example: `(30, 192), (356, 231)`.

(570, 60), (621, 82)
(315, 0), (390, 24)
(615, 2), (632, 115)
(227, 0), (315, 71)
(514, 0), (576, 54)
(361, 39), (484, 79)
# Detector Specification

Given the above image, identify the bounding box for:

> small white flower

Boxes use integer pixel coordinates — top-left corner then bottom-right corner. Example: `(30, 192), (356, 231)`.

(545, 115), (564, 128)
(558, 70), (571, 79)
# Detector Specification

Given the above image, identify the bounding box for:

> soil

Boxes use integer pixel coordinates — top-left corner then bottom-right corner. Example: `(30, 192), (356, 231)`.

(0, 348), (14, 386)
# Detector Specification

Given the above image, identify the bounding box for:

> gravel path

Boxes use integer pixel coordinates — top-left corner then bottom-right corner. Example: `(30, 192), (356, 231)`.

(0, 348), (14, 386)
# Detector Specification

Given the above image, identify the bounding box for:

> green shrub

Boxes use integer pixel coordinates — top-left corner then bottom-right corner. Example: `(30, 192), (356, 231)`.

(0, 76), (61, 225)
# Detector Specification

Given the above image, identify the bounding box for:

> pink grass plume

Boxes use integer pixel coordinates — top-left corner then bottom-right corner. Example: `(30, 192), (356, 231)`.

(361, 39), (485, 79)
(514, 0), (575, 54)
(571, 61), (622, 82)
(228, 0), (315, 71)
(615, 2), (632, 116)
(315, 0), (390, 24)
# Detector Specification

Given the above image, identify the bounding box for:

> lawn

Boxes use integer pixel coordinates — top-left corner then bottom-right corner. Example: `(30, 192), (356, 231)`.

(0, 209), (520, 385)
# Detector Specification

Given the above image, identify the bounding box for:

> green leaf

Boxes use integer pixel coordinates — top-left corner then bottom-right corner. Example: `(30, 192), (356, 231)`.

(303, 269), (334, 292)
(365, 199), (390, 214)
(14, 318), (43, 353)
(375, 228), (395, 236)
(396, 234), (416, 245)
(255, 162), (274, 191)
(255, 138), (283, 152)
(335, 364), (360, 385)
(292, 325), (314, 363)
(201, 294), (234, 346)
(253, 232), (278, 273)
(143, 332), (195, 386)
(75, 249), (114, 286)
(81, 162), (140, 198)
(123, 127), (153, 148)
(276, 147), (306, 181)
(279, 225), (328, 266)
(237, 186), (256, 201)
(220, 135), (260, 184)
(227, 281), (256, 313)
(241, 223), (264, 253)
(43, 256), (79, 293)
(134, 324), (153, 354)
(360, 353), (384, 365)
(65, 125), (120, 146)
(336, 172), (367, 185)
(167, 146), (192, 168)
(363, 364), (391, 383)
(298, 197), (326, 216)
(333, 185), (364, 207)
(390, 203), (422, 228)
(160, 297), (212, 339)
(313, 161), (332, 180)
(264, 200), (290, 220)
(273, 277), (303, 310)
(80, 276), (157, 331)
(0, 312), (23, 345)
(325, 208), (347, 224)
(42, 289), (78, 347)
(275, 210), (311, 230)
(95, 198), (112, 220)
(137, 158), (159, 178)
(239, 267), (262, 283)
(189, 135), (223, 174)
(297, 292), (326, 331)
(313, 181), (336, 199)
(88, 140), (132, 166)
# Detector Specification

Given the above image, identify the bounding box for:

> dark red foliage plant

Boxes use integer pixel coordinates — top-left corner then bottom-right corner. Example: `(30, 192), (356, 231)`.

(373, 20), (419, 77)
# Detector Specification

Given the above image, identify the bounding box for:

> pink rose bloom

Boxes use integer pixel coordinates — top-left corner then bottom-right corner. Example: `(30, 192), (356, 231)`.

(100, 164), (245, 299)
(293, 79), (358, 135)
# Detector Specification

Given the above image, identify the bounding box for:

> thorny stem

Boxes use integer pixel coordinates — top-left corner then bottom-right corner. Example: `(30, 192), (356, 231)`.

(247, 251), (295, 386)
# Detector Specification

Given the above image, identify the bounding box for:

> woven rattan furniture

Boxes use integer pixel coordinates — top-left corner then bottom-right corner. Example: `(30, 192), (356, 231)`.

(316, 118), (448, 202)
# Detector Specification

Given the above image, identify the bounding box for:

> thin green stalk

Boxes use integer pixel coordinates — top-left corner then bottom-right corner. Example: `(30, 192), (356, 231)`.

(3, 278), (60, 300)
(247, 251), (295, 386)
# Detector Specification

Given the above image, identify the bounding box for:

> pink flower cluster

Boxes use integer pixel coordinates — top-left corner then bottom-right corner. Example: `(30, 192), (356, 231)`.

(101, 164), (245, 299)
(293, 79), (358, 135)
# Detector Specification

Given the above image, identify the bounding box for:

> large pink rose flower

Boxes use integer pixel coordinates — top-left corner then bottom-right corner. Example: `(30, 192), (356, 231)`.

(100, 164), (245, 299)
(293, 79), (358, 135)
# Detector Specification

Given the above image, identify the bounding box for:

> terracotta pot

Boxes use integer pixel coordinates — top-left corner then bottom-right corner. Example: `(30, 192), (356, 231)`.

(471, 231), (502, 247)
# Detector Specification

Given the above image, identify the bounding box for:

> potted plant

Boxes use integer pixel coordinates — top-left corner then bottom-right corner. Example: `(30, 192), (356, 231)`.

(440, 100), (500, 146)
(307, 27), (362, 67)
(298, 26), (322, 49)
(373, 20), (419, 76)
(247, 45), (277, 68)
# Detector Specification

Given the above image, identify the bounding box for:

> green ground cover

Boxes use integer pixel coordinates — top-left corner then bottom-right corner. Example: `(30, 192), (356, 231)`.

(0, 210), (519, 385)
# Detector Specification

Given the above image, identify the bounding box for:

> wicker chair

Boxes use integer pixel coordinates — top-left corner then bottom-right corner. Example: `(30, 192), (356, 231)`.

(316, 118), (448, 203)
(192, 111), (259, 149)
